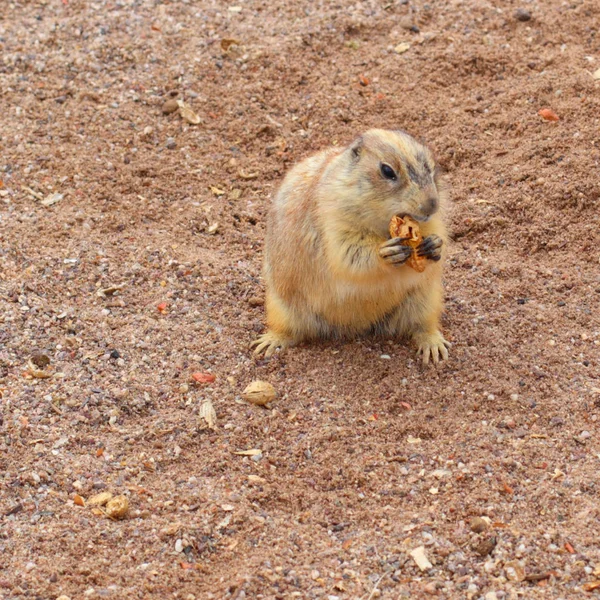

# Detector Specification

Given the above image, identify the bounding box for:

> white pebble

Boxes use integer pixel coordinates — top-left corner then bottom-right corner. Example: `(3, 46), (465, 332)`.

(175, 538), (183, 553)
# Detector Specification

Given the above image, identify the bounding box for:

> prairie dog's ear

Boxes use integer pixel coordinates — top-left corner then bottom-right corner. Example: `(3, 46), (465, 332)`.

(350, 135), (363, 161)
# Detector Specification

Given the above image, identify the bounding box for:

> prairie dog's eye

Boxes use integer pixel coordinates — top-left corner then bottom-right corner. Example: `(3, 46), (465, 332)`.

(380, 163), (397, 181)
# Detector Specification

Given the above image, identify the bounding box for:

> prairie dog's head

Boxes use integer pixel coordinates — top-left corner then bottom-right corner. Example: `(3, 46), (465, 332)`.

(330, 129), (445, 235)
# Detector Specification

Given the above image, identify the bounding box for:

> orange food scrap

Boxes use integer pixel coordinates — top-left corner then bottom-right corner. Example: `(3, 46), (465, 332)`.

(583, 581), (600, 592)
(157, 301), (168, 313)
(564, 541), (575, 554)
(538, 108), (559, 121)
(502, 481), (514, 495)
(73, 494), (85, 506)
(96, 447), (104, 458)
(192, 372), (216, 384)
(358, 75), (370, 86)
(388, 215), (427, 272)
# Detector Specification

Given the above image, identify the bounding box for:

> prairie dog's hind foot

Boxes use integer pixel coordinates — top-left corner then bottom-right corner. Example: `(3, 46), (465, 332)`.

(413, 330), (450, 365)
(251, 331), (292, 358)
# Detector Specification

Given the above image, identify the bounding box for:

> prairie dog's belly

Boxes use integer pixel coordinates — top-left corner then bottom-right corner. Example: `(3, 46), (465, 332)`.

(309, 270), (423, 331)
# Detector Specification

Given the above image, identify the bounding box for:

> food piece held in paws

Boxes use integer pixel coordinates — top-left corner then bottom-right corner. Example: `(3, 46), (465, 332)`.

(388, 215), (427, 273)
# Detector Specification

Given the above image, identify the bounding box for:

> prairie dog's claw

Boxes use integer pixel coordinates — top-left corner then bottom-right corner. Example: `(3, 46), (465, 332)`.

(416, 235), (443, 261)
(414, 331), (451, 365)
(379, 238), (412, 266)
(251, 332), (290, 358)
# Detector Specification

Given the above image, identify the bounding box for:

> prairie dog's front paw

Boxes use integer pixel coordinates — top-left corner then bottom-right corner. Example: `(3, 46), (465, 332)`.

(379, 238), (412, 266)
(413, 330), (451, 365)
(417, 235), (443, 262)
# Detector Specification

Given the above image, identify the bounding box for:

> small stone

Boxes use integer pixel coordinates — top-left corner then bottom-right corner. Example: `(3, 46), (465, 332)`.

(409, 546), (433, 571)
(473, 536), (497, 557)
(166, 138), (177, 150)
(470, 517), (489, 533)
(109, 349), (120, 359)
(247, 296), (264, 307)
(514, 8), (531, 21)
(162, 98), (180, 114)
(394, 42), (411, 54)
(25, 562), (36, 572)
(579, 430), (591, 440)
(56, 596), (71, 600)
(504, 560), (526, 582)
(175, 538), (184, 552)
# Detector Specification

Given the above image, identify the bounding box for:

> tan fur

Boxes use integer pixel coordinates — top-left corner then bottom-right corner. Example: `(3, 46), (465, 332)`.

(251, 129), (451, 364)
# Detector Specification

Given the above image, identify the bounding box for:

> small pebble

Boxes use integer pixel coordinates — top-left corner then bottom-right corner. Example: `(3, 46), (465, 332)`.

(166, 138), (177, 150)
(247, 296), (264, 307)
(109, 349), (120, 359)
(175, 538), (183, 553)
(473, 536), (497, 556)
(579, 430), (591, 440)
(162, 98), (179, 114)
(514, 8), (531, 21)
(470, 517), (489, 533)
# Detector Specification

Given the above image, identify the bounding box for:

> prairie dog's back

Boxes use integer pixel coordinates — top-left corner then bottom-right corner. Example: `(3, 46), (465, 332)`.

(264, 147), (341, 298)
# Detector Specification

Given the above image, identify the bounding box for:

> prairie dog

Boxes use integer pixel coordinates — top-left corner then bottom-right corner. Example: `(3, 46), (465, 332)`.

(252, 129), (450, 364)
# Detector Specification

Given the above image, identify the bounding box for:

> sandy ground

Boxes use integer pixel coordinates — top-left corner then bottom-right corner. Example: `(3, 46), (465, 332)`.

(1, 0), (600, 598)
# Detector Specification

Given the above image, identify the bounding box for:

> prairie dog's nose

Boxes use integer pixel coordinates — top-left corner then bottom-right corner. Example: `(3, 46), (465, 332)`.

(422, 196), (439, 216)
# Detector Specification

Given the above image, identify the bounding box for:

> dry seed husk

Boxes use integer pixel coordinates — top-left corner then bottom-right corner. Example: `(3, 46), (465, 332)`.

(105, 495), (129, 519)
(87, 492), (113, 507)
(242, 381), (276, 406)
